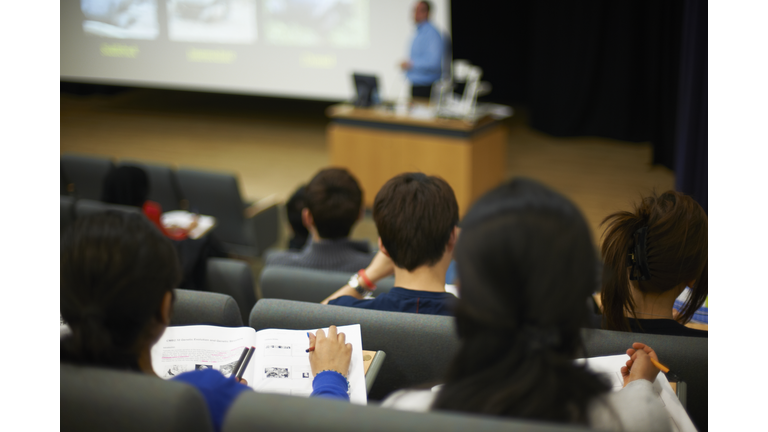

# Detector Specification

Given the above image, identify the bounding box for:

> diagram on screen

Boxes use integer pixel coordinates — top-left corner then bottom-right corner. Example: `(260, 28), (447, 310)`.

(263, 0), (368, 48)
(81, 0), (160, 39)
(167, 0), (257, 44)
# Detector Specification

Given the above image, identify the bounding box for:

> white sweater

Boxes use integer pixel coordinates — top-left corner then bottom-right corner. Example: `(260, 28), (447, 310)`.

(381, 379), (675, 432)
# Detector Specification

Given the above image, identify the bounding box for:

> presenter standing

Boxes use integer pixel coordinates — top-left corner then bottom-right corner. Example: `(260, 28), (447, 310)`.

(400, 1), (443, 98)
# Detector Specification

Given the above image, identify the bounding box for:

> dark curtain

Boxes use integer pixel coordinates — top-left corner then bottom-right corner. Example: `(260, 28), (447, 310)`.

(674, 0), (707, 213)
(451, 0), (685, 169)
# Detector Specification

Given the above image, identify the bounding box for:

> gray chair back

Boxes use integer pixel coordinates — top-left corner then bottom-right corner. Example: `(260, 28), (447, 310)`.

(74, 199), (142, 218)
(206, 258), (256, 324)
(172, 289), (243, 327)
(259, 266), (395, 303)
(121, 160), (184, 211)
(61, 153), (115, 200)
(243, 202), (280, 257)
(223, 391), (590, 432)
(580, 328), (708, 432)
(249, 299), (459, 401)
(61, 195), (75, 234)
(61, 363), (213, 432)
(176, 167), (280, 257)
(176, 168), (247, 246)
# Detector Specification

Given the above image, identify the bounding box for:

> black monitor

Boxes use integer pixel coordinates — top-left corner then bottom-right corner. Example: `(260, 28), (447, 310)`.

(352, 73), (380, 107)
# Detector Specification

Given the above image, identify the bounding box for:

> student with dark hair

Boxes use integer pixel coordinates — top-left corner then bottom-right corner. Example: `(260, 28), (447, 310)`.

(266, 168), (373, 273)
(101, 165), (227, 291)
(321, 172), (459, 316)
(599, 190), (708, 337)
(285, 185), (310, 250)
(378, 178), (682, 430)
(60, 212), (353, 432)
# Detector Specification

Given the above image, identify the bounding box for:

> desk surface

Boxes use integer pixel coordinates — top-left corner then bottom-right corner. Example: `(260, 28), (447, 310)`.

(326, 104), (497, 132)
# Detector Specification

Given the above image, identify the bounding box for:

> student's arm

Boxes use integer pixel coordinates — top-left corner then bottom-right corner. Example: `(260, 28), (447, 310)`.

(321, 251), (395, 304)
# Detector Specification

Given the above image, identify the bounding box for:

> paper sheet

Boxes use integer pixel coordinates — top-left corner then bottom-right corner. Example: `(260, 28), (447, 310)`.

(160, 210), (216, 240)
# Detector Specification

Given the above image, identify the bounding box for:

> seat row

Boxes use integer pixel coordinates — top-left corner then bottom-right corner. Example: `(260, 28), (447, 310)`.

(60, 152), (280, 257)
(62, 288), (708, 431)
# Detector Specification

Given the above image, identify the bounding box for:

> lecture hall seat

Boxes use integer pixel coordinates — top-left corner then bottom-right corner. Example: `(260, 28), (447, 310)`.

(61, 363), (213, 432)
(60, 153), (115, 201)
(258, 265), (395, 304)
(206, 258), (257, 325)
(175, 167), (280, 258)
(120, 160), (185, 211)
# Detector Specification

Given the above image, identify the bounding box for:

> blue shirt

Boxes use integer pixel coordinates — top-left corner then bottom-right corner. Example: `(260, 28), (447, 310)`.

(172, 369), (250, 432)
(329, 287), (457, 316)
(406, 21), (444, 86)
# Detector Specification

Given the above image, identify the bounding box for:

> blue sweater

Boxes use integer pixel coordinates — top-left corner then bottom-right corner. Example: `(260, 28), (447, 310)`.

(173, 369), (349, 431)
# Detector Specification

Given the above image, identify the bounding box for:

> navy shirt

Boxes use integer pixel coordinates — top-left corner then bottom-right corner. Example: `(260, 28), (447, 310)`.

(329, 287), (457, 316)
(627, 318), (708, 338)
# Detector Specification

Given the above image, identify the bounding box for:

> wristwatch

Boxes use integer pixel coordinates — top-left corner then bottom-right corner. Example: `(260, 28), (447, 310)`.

(348, 270), (376, 297)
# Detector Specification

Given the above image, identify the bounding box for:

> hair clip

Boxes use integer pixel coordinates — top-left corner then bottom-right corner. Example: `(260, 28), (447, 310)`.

(628, 226), (652, 281)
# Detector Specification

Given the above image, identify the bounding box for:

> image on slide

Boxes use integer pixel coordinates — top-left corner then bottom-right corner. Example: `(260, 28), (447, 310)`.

(81, 0), (160, 40)
(263, 0), (368, 48)
(167, 0), (257, 44)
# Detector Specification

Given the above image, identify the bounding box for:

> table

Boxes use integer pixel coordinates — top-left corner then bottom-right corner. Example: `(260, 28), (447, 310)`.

(326, 103), (508, 216)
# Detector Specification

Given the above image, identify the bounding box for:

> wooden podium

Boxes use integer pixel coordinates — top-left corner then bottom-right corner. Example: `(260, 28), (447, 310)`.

(326, 104), (508, 216)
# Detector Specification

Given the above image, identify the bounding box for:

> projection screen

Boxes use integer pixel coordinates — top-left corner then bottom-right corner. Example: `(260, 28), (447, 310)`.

(61, 0), (452, 101)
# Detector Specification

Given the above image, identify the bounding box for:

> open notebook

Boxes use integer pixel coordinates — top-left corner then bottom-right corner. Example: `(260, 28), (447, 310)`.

(150, 324), (367, 405)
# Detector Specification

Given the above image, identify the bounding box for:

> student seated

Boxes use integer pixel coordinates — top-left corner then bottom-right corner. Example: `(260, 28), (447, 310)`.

(60, 212), (353, 432)
(284, 184), (310, 250)
(377, 178), (684, 430)
(266, 168), (374, 273)
(101, 165), (227, 291)
(321, 172), (459, 316)
(599, 190), (708, 337)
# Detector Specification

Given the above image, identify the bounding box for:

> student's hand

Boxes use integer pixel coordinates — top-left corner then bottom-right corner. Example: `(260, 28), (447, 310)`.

(621, 342), (660, 386)
(320, 250), (394, 304)
(236, 377), (248, 385)
(400, 60), (412, 71)
(308, 325), (352, 377)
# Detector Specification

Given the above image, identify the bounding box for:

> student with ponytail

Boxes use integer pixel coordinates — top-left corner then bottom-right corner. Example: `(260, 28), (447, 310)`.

(379, 178), (679, 430)
(60, 212), (352, 432)
(599, 190), (707, 337)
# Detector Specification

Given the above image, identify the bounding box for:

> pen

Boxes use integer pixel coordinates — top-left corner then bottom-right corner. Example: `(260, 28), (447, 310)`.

(650, 358), (670, 373)
(231, 347), (249, 379)
(236, 347), (255, 380)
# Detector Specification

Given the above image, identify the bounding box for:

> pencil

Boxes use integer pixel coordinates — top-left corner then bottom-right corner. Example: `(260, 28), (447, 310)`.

(231, 347), (249, 379)
(650, 358), (670, 373)
(306, 331), (314, 353)
(236, 347), (255, 380)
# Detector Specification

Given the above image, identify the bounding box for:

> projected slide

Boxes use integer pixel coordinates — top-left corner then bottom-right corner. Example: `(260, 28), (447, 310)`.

(62, 0), (451, 101)
(81, 0), (160, 40)
(168, 0), (258, 44)
(263, 0), (367, 48)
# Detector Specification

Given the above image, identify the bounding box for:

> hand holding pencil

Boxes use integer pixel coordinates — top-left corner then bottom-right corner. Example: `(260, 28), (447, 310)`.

(621, 342), (667, 387)
(307, 325), (353, 378)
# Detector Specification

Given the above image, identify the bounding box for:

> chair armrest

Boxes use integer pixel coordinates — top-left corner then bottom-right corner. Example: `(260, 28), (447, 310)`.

(244, 194), (279, 219)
